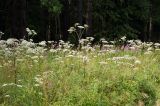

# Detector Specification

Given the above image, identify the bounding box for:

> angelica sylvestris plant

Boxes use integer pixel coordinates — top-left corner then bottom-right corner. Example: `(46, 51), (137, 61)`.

(68, 23), (89, 43)
(26, 28), (37, 40)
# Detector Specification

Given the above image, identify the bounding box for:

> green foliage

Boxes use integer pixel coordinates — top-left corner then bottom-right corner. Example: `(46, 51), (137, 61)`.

(92, 0), (151, 40)
(138, 80), (157, 106)
(40, 0), (62, 14)
(1, 0), (160, 41)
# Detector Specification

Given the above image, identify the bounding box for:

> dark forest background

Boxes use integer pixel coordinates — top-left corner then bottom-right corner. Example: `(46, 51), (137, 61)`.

(0, 0), (160, 42)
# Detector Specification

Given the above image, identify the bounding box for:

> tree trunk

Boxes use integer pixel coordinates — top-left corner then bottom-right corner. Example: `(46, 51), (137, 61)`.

(10, 0), (26, 39)
(148, 0), (153, 41)
(143, 22), (148, 41)
(57, 15), (61, 39)
(60, 0), (69, 41)
(86, 0), (93, 36)
(78, 0), (83, 25)
(149, 16), (152, 41)
(47, 12), (51, 41)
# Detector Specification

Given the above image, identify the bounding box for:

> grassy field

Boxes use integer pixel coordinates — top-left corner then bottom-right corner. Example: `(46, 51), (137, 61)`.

(0, 38), (160, 106)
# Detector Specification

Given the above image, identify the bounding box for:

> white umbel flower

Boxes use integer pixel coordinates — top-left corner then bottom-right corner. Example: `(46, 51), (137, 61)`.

(77, 26), (85, 29)
(135, 60), (141, 64)
(99, 61), (108, 65)
(39, 41), (47, 47)
(121, 36), (126, 41)
(82, 56), (89, 63)
(6, 38), (19, 45)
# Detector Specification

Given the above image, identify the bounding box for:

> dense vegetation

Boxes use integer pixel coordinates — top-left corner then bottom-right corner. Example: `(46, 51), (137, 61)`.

(0, 0), (160, 41)
(1, 1), (160, 106)
(0, 36), (160, 105)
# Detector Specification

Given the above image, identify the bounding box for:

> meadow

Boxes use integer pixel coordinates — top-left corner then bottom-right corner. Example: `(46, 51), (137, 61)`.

(0, 37), (160, 106)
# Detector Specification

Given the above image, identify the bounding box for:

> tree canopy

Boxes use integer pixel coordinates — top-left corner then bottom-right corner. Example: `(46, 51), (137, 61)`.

(0, 0), (160, 42)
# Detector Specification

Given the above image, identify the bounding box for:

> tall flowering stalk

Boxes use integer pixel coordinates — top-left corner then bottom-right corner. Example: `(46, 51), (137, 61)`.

(26, 28), (37, 41)
(68, 23), (88, 47)
(5, 39), (19, 84)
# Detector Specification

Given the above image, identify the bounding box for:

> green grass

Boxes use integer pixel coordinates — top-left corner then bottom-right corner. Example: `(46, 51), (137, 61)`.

(0, 45), (160, 106)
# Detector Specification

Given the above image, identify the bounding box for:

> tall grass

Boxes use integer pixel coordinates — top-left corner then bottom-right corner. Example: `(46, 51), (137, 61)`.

(0, 38), (160, 106)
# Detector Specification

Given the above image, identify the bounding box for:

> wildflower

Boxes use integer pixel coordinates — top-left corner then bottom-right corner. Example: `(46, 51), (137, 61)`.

(16, 85), (23, 88)
(40, 56), (44, 58)
(74, 23), (80, 27)
(82, 56), (89, 63)
(31, 56), (39, 59)
(50, 49), (57, 53)
(99, 61), (108, 65)
(39, 41), (46, 47)
(21, 40), (28, 45)
(144, 51), (153, 55)
(27, 48), (35, 54)
(34, 76), (43, 85)
(38, 92), (43, 95)
(79, 39), (88, 45)
(100, 38), (105, 41)
(133, 67), (139, 71)
(0, 31), (4, 35)
(31, 30), (37, 35)
(86, 37), (94, 41)
(63, 49), (69, 53)
(66, 55), (74, 58)
(77, 25), (85, 29)
(35, 47), (46, 54)
(154, 43), (160, 47)
(0, 40), (6, 45)
(141, 92), (149, 98)
(93, 56), (97, 58)
(36, 75), (41, 77)
(68, 27), (76, 33)
(33, 60), (38, 63)
(26, 28), (32, 36)
(110, 41), (115, 44)
(29, 39), (33, 42)
(129, 46), (136, 51)
(121, 36), (126, 41)
(103, 44), (111, 48)
(18, 80), (22, 82)
(135, 60), (141, 64)
(48, 41), (54, 44)
(34, 84), (40, 87)
(6, 38), (19, 45)
(147, 47), (153, 51)
(26, 28), (30, 32)
(26, 42), (35, 48)
(84, 24), (89, 28)
(2, 83), (8, 87)
(55, 57), (62, 60)
(102, 40), (108, 44)
(26, 28), (37, 36)
(0, 31), (4, 39)
(127, 40), (134, 44)
(4, 95), (10, 98)
(108, 50), (117, 53)
(8, 83), (15, 86)
(112, 55), (136, 61)
(135, 40), (142, 45)
(16, 59), (24, 62)
(59, 40), (65, 44)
